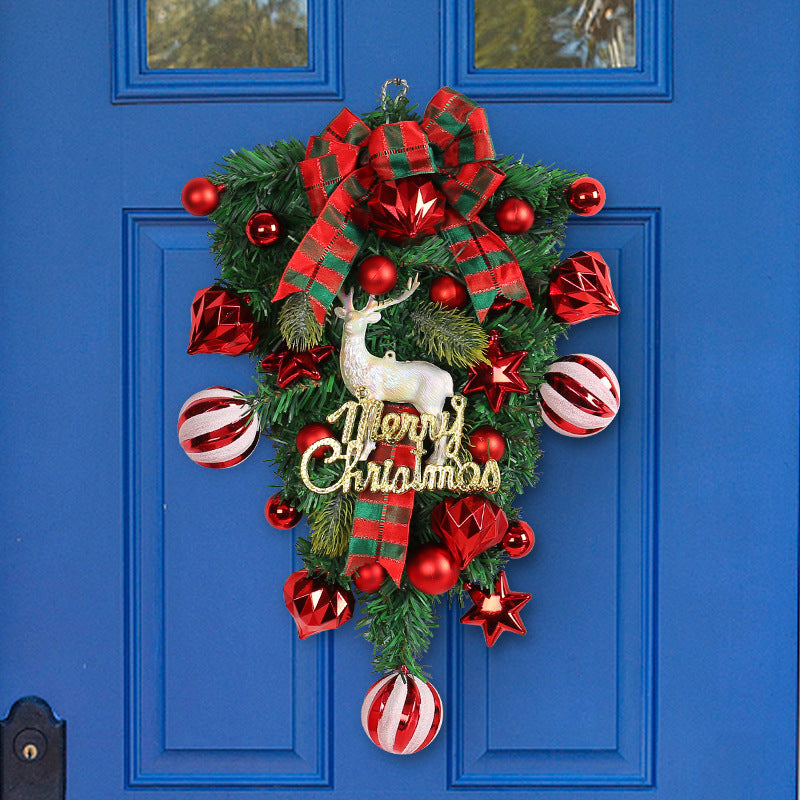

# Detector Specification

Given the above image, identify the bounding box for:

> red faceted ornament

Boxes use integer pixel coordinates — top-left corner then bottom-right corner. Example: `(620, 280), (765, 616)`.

(265, 492), (302, 530)
(495, 197), (535, 233)
(245, 211), (282, 247)
(352, 561), (387, 593)
(549, 251), (620, 324)
(430, 275), (468, 309)
(566, 177), (606, 216)
(187, 287), (258, 356)
(362, 669), (443, 754)
(368, 176), (446, 243)
(358, 255), (398, 295)
(405, 543), (460, 595)
(502, 520), (535, 558)
(467, 425), (506, 464)
(283, 571), (355, 640)
(431, 496), (509, 569)
(296, 422), (336, 459)
(460, 571), (531, 646)
(260, 344), (335, 388)
(181, 177), (222, 216)
(463, 330), (530, 413)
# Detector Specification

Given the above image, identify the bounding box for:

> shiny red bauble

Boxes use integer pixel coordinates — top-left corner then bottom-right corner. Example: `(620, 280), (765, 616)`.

(352, 561), (387, 593)
(265, 492), (302, 530)
(429, 275), (468, 309)
(495, 197), (535, 233)
(368, 176), (446, 242)
(283, 571), (354, 640)
(181, 177), (223, 216)
(405, 543), (460, 595)
(502, 520), (535, 558)
(566, 177), (606, 216)
(245, 211), (282, 246)
(358, 255), (398, 295)
(296, 422), (336, 459)
(467, 425), (506, 463)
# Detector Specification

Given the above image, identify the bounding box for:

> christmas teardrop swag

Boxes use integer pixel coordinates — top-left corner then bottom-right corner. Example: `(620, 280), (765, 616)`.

(178, 80), (620, 755)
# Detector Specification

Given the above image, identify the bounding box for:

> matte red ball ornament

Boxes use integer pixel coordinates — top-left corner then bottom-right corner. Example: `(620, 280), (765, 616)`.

(358, 255), (398, 295)
(502, 520), (535, 558)
(245, 211), (282, 247)
(368, 176), (446, 242)
(265, 492), (302, 530)
(177, 387), (259, 468)
(539, 354), (620, 437)
(187, 287), (258, 356)
(429, 275), (468, 309)
(362, 669), (443, 754)
(352, 561), (387, 593)
(549, 251), (620, 324)
(566, 177), (606, 216)
(495, 197), (535, 233)
(467, 425), (506, 464)
(283, 571), (355, 640)
(431, 496), (509, 569)
(406, 543), (460, 595)
(296, 422), (336, 459)
(181, 177), (222, 216)
(460, 571), (531, 646)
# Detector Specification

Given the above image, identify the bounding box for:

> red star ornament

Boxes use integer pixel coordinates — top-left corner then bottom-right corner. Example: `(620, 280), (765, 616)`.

(460, 571), (531, 647)
(463, 330), (530, 412)
(260, 344), (335, 388)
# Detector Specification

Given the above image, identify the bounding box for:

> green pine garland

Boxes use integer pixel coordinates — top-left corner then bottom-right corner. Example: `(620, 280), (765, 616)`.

(197, 91), (581, 679)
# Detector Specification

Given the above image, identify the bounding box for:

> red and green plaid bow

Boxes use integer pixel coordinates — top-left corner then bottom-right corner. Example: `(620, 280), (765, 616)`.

(272, 87), (533, 324)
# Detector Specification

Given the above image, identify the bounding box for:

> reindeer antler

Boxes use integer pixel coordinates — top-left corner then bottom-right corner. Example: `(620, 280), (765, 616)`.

(370, 274), (421, 312)
(337, 286), (355, 312)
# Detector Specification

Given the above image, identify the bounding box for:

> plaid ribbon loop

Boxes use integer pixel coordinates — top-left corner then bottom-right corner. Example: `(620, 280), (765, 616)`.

(273, 87), (533, 324)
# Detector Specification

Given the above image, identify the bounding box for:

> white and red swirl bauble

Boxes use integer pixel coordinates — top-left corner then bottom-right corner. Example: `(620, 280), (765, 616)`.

(361, 669), (443, 755)
(539, 354), (620, 437)
(177, 387), (259, 468)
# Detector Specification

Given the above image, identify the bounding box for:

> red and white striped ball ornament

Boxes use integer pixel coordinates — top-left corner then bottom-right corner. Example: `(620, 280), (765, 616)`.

(361, 669), (443, 755)
(539, 354), (620, 437)
(177, 387), (259, 468)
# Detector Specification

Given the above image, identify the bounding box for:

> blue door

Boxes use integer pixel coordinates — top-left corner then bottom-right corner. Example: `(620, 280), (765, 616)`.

(1, 1), (797, 797)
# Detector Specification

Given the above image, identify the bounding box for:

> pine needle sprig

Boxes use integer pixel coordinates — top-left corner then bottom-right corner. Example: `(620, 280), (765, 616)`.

(411, 302), (489, 369)
(278, 292), (323, 350)
(309, 492), (355, 557)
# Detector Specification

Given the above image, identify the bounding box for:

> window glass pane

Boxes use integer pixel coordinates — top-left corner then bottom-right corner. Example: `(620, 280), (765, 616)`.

(147, 0), (308, 69)
(474, 0), (635, 69)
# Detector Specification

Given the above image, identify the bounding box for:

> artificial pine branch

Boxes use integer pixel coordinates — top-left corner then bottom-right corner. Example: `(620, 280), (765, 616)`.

(309, 492), (355, 557)
(278, 292), (323, 350)
(295, 536), (350, 586)
(411, 302), (489, 369)
(357, 581), (439, 680)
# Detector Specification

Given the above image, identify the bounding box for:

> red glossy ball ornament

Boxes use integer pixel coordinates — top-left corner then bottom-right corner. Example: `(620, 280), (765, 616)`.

(502, 520), (535, 558)
(566, 177), (606, 216)
(181, 177), (222, 216)
(430, 275), (468, 309)
(467, 425), (506, 464)
(245, 211), (282, 247)
(368, 176), (446, 243)
(406, 543), (460, 595)
(283, 571), (355, 640)
(265, 492), (302, 530)
(296, 422), (336, 459)
(431, 496), (509, 569)
(358, 255), (398, 295)
(352, 561), (387, 593)
(495, 197), (535, 233)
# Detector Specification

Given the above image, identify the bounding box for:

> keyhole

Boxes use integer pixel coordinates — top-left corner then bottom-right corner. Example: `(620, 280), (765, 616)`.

(22, 743), (38, 760)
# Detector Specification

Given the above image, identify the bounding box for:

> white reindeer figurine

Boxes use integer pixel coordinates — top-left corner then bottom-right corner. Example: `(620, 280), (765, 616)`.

(334, 275), (454, 464)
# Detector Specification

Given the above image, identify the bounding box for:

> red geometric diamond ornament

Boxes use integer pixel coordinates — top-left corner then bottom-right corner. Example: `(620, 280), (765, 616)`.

(431, 495), (509, 569)
(283, 571), (355, 640)
(548, 251), (620, 325)
(187, 287), (258, 355)
(368, 176), (447, 243)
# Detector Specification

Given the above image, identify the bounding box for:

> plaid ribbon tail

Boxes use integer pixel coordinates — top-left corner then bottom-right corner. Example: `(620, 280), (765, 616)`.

(440, 210), (533, 321)
(346, 427), (417, 587)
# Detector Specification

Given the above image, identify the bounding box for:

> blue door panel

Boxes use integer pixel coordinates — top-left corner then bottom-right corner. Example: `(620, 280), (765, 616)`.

(1, 0), (797, 798)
